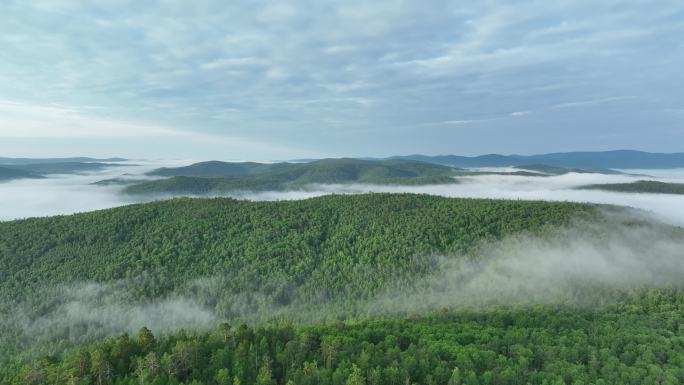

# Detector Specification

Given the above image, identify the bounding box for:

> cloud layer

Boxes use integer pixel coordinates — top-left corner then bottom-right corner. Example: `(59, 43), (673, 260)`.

(1, 0), (683, 157)
(2, 166), (684, 226)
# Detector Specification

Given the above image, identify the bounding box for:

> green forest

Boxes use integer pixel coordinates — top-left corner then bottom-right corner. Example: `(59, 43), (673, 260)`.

(118, 159), (460, 195)
(578, 180), (684, 195)
(101, 158), (631, 196)
(6, 295), (684, 385)
(1, 194), (682, 384)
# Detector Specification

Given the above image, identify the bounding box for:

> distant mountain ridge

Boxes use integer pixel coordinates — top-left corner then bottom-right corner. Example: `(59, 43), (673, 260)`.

(0, 166), (43, 182)
(0, 157), (129, 179)
(108, 157), (644, 195)
(0, 157), (127, 165)
(388, 150), (684, 169)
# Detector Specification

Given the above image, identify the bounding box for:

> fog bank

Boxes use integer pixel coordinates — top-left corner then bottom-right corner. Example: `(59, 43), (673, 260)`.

(231, 170), (684, 226)
(8, 280), (217, 354)
(369, 212), (684, 314)
(0, 160), (186, 220)
(2, 163), (684, 226)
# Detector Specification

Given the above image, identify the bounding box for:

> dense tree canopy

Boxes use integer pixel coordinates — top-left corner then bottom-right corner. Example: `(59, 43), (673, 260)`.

(122, 159), (460, 194)
(4, 294), (684, 385)
(0, 194), (595, 365)
(2, 193), (682, 384)
(578, 180), (684, 195)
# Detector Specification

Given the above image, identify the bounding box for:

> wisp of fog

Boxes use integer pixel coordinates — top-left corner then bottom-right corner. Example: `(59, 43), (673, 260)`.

(369, 210), (684, 314)
(7, 209), (683, 356)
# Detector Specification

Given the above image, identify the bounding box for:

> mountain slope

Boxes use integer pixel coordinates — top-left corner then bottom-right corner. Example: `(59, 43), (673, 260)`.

(149, 160), (269, 178)
(0, 194), (595, 362)
(125, 159), (459, 194)
(578, 180), (684, 194)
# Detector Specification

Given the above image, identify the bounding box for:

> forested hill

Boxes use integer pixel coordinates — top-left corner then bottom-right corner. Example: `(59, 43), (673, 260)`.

(0, 194), (594, 364)
(123, 159), (459, 195)
(578, 180), (684, 195)
(0, 194), (592, 302)
(148, 158), (456, 178)
(3, 195), (684, 385)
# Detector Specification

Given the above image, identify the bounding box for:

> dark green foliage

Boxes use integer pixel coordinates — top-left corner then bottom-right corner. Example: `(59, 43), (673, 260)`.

(578, 180), (684, 195)
(1, 193), (683, 384)
(125, 159), (459, 194)
(5, 292), (684, 385)
(0, 194), (594, 365)
(0, 194), (592, 301)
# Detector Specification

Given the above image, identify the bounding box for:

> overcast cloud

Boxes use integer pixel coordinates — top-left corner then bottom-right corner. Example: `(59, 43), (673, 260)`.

(0, 0), (683, 159)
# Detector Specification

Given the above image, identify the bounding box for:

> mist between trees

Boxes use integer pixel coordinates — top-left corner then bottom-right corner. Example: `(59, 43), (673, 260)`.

(4, 209), (683, 362)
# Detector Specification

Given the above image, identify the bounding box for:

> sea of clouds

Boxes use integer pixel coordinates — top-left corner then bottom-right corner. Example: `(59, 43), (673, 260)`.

(2, 162), (684, 226)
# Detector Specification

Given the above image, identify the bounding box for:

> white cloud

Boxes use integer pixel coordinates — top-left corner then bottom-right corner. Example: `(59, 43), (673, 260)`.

(0, 99), (307, 159)
(510, 111), (530, 116)
(0, 0), (683, 155)
(0, 100), (182, 138)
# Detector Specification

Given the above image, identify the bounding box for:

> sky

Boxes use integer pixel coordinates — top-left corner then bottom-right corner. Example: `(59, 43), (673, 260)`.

(0, 0), (683, 160)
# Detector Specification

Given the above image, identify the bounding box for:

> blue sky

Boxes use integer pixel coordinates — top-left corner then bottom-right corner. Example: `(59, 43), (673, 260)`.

(0, 0), (683, 160)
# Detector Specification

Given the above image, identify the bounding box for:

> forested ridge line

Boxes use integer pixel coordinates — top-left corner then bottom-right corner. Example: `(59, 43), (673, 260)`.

(122, 159), (460, 195)
(578, 180), (684, 195)
(1, 194), (683, 385)
(0, 194), (596, 301)
(0, 194), (597, 366)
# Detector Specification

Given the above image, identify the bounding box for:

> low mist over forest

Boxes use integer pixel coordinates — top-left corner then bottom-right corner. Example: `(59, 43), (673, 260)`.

(2, 152), (684, 225)
(1, 152), (684, 384)
(3, 0), (684, 383)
